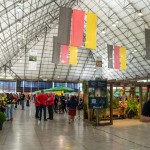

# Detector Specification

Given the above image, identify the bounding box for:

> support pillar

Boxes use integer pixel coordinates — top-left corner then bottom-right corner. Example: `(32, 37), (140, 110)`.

(139, 85), (143, 115)
(110, 83), (113, 125)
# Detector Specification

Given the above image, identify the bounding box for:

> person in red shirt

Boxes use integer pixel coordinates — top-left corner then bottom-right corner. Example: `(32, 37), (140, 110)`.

(37, 90), (47, 121)
(47, 93), (54, 120)
(35, 94), (40, 119)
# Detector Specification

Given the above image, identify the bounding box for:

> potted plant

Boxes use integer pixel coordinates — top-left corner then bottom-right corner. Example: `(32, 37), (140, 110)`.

(106, 97), (119, 117)
(113, 97), (120, 109)
(0, 111), (6, 130)
(126, 99), (138, 118)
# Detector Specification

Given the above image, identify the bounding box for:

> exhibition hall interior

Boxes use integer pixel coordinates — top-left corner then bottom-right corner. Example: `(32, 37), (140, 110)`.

(0, 0), (150, 150)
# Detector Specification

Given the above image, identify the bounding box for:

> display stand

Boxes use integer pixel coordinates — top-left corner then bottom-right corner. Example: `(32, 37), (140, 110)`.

(96, 109), (100, 126)
(88, 80), (108, 126)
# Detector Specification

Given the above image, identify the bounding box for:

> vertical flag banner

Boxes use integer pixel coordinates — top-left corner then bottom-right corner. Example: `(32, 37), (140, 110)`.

(60, 45), (69, 64)
(85, 13), (97, 50)
(69, 46), (78, 65)
(145, 29), (150, 60)
(52, 36), (61, 64)
(95, 56), (102, 78)
(58, 7), (72, 45)
(28, 50), (37, 70)
(120, 47), (126, 70)
(107, 45), (113, 68)
(114, 46), (120, 69)
(71, 9), (85, 47)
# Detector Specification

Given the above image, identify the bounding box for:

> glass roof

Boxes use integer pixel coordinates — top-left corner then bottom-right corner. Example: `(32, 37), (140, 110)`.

(0, 0), (150, 81)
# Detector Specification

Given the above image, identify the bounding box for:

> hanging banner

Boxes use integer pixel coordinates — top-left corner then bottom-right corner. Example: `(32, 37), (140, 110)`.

(145, 29), (150, 60)
(114, 46), (120, 69)
(120, 47), (126, 70)
(60, 45), (69, 64)
(95, 56), (102, 78)
(69, 46), (78, 65)
(107, 45), (113, 68)
(52, 36), (61, 64)
(28, 50), (37, 70)
(85, 13), (97, 50)
(58, 7), (72, 45)
(71, 9), (85, 47)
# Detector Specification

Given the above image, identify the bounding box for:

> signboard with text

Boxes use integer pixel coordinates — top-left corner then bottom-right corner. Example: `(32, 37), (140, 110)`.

(88, 80), (108, 109)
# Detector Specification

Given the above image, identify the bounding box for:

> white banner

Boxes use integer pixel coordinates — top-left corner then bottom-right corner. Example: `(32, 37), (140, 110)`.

(28, 50), (37, 70)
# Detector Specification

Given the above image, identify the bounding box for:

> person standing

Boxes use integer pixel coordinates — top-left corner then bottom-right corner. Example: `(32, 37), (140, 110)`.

(10, 93), (15, 121)
(47, 94), (54, 120)
(35, 93), (40, 119)
(14, 94), (18, 108)
(61, 97), (67, 113)
(0, 94), (7, 113)
(141, 99), (150, 122)
(37, 90), (47, 121)
(67, 96), (78, 124)
(26, 94), (30, 107)
(20, 92), (25, 110)
(6, 93), (15, 121)
(54, 95), (58, 113)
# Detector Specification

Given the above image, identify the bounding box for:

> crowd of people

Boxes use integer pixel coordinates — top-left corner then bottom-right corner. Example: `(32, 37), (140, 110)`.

(0, 91), (83, 124)
(34, 90), (83, 123)
(0, 92), (31, 121)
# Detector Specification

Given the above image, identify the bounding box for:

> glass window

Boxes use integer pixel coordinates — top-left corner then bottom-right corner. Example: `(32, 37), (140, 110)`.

(38, 81), (52, 89)
(67, 83), (78, 89)
(0, 81), (16, 93)
(54, 82), (65, 87)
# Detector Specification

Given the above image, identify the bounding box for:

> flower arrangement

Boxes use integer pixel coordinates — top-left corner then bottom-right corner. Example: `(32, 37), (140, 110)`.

(118, 102), (126, 110)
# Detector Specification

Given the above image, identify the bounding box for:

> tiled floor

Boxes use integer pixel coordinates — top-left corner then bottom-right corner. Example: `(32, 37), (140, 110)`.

(0, 104), (150, 150)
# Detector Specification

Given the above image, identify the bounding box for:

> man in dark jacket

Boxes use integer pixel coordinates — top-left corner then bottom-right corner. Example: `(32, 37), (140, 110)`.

(20, 92), (25, 110)
(141, 98), (150, 122)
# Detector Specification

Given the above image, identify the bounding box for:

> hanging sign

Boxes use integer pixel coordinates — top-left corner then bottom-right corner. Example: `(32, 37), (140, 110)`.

(28, 50), (37, 70)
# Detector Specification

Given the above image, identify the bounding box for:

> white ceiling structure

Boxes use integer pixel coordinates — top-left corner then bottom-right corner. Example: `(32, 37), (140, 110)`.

(0, 0), (150, 82)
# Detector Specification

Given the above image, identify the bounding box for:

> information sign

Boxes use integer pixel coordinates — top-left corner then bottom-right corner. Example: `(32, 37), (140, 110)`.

(88, 80), (108, 109)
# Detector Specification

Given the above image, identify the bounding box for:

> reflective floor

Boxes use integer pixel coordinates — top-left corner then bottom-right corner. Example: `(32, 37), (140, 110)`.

(0, 104), (150, 150)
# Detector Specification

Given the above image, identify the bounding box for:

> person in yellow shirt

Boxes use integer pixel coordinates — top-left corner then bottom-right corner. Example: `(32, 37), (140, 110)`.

(0, 94), (7, 113)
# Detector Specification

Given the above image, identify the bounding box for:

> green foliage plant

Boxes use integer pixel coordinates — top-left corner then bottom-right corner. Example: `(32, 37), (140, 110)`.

(0, 111), (6, 124)
(113, 97), (119, 109)
(126, 99), (138, 116)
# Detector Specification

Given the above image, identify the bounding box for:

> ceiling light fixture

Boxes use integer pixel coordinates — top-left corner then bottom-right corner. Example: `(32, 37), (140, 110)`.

(112, 23), (116, 27)
(17, 7), (22, 12)
(17, 20), (22, 25)
(134, 50), (137, 52)
(102, 29), (106, 34)
(58, 76), (60, 78)
(43, 79), (47, 81)
(17, 1), (22, 6)
(116, 20), (119, 24)
(138, 10), (143, 16)
(18, 33), (22, 38)
(132, 51), (134, 53)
